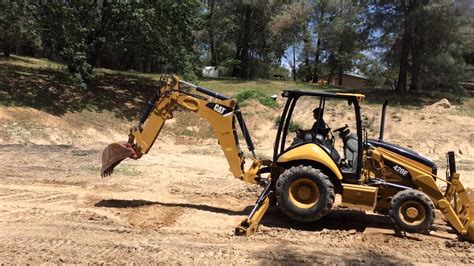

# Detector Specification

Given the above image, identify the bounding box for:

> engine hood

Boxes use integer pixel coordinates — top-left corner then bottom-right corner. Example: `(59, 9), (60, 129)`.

(367, 139), (437, 175)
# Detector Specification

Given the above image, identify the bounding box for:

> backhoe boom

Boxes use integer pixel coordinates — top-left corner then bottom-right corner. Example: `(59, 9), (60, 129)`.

(101, 76), (265, 184)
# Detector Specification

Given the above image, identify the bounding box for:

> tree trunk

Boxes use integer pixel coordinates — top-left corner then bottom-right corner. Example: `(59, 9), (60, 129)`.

(231, 47), (241, 77)
(249, 49), (255, 79)
(233, 4), (253, 79)
(311, 38), (321, 83)
(312, 10), (324, 83)
(396, 1), (414, 94)
(305, 56), (311, 82)
(3, 47), (10, 57)
(410, 2), (424, 92)
(327, 67), (336, 84)
(240, 5), (253, 79)
(292, 44), (296, 81)
(207, 0), (217, 66)
(410, 34), (421, 92)
(338, 68), (343, 86)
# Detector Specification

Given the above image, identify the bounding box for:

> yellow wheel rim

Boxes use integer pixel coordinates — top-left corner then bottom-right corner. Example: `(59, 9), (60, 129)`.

(398, 200), (426, 226)
(288, 178), (320, 209)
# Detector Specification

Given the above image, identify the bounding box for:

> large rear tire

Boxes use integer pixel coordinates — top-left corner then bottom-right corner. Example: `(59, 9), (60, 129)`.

(275, 165), (335, 222)
(389, 190), (435, 233)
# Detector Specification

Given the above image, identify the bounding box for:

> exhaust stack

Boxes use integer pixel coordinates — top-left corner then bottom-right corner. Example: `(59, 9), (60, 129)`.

(379, 100), (388, 140)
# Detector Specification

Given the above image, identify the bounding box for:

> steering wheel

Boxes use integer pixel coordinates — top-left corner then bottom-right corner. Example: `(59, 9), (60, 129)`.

(333, 124), (349, 133)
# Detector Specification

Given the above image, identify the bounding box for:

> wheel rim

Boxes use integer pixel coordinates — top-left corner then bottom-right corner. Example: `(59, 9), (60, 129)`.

(398, 200), (427, 226)
(288, 178), (320, 209)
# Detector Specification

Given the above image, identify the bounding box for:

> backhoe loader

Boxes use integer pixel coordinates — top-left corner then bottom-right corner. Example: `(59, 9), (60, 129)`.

(101, 75), (474, 242)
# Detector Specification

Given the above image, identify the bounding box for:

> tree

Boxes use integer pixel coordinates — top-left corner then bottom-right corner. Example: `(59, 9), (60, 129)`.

(270, 1), (310, 81)
(26, 1), (203, 82)
(368, 0), (472, 93)
(28, 1), (114, 82)
(0, 0), (36, 57)
(200, 1), (285, 79)
(321, 2), (367, 85)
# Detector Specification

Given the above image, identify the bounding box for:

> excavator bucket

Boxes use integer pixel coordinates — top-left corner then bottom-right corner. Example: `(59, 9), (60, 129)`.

(101, 142), (137, 177)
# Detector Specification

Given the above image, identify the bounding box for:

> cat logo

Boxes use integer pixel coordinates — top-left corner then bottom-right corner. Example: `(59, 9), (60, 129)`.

(213, 104), (226, 115)
(206, 102), (232, 116)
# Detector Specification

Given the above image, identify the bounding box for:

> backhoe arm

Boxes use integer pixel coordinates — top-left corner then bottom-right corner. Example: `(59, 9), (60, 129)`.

(101, 76), (262, 184)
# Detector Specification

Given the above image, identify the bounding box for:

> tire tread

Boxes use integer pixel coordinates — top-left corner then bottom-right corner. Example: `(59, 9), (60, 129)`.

(276, 165), (335, 222)
(389, 189), (436, 233)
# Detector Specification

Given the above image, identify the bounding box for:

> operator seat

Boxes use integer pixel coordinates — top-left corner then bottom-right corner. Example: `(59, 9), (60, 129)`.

(342, 133), (358, 172)
(291, 132), (341, 163)
(315, 134), (341, 163)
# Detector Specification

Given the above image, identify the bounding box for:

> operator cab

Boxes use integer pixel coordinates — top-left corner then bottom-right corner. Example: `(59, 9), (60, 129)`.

(274, 90), (364, 181)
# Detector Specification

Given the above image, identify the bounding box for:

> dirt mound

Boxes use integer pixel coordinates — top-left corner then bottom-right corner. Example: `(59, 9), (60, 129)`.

(421, 98), (455, 113)
(431, 98), (452, 108)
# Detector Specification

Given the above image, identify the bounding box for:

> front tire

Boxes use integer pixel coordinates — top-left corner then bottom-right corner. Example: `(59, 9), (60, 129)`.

(389, 190), (435, 233)
(275, 165), (335, 222)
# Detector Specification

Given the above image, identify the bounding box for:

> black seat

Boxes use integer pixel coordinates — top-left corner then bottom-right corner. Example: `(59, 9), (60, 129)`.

(291, 132), (341, 163)
(343, 133), (359, 172)
(315, 134), (341, 163)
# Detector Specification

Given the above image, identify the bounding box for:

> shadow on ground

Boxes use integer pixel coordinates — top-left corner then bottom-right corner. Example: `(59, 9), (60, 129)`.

(95, 199), (254, 216)
(95, 198), (454, 244)
(261, 207), (395, 232)
(95, 198), (394, 232)
(253, 245), (409, 265)
(0, 61), (158, 120)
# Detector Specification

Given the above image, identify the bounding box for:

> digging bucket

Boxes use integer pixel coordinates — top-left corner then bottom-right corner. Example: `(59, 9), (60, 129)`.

(101, 142), (137, 177)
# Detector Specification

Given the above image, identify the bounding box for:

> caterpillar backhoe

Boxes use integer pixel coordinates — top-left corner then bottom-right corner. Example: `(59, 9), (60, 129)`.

(101, 75), (474, 242)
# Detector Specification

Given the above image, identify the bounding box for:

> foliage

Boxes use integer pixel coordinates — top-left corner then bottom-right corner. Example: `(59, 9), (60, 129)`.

(235, 90), (278, 108)
(271, 65), (290, 79)
(367, 0), (472, 93)
(270, 1), (311, 81)
(273, 115), (301, 132)
(0, 0), (39, 57)
(2, 0), (472, 96)
(23, 0), (202, 83)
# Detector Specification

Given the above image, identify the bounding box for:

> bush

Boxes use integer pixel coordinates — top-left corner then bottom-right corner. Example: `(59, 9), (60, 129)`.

(235, 90), (278, 108)
(274, 116), (302, 133)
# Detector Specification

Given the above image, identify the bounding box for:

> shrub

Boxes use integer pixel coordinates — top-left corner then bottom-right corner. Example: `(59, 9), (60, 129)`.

(235, 90), (278, 108)
(273, 116), (301, 133)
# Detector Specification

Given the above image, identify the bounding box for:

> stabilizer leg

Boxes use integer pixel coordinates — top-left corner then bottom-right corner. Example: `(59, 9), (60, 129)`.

(235, 180), (273, 236)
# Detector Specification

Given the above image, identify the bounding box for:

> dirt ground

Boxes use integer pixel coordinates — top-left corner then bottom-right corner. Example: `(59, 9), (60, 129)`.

(0, 140), (473, 264)
(0, 90), (474, 263)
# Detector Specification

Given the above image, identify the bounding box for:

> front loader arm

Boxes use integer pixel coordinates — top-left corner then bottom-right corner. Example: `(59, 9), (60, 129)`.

(101, 76), (263, 184)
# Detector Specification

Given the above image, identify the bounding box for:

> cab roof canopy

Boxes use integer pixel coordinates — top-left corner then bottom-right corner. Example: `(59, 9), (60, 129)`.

(282, 90), (365, 102)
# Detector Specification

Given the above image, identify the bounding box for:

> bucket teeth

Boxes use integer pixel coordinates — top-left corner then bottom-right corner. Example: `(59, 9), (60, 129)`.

(101, 142), (135, 177)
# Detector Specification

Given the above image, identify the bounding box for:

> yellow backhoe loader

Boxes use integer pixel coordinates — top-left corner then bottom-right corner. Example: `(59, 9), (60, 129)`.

(101, 75), (474, 242)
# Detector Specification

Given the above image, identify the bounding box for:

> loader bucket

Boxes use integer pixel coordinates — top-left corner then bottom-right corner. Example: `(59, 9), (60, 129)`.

(101, 142), (137, 177)
(456, 187), (474, 242)
(464, 188), (474, 242)
(467, 220), (474, 242)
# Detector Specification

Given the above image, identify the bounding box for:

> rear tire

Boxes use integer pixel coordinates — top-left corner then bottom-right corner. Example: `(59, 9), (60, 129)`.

(389, 190), (435, 233)
(276, 165), (335, 222)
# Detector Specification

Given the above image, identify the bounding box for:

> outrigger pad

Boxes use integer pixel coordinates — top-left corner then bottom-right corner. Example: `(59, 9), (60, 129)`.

(101, 141), (136, 177)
